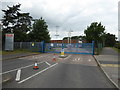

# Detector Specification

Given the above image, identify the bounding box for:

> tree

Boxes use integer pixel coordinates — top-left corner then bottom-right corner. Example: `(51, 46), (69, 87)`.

(2, 4), (21, 33)
(84, 22), (105, 47)
(104, 33), (117, 47)
(63, 37), (68, 40)
(28, 17), (50, 42)
(2, 4), (32, 42)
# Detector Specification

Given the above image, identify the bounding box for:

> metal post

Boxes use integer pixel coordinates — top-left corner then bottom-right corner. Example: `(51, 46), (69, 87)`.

(20, 42), (22, 49)
(42, 41), (45, 53)
(92, 41), (94, 55)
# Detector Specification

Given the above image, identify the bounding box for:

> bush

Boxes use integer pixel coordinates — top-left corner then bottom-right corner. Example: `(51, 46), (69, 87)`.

(114, 43), (120, 49)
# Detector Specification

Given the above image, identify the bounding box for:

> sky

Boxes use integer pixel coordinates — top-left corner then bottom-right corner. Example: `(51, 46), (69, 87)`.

(0, 0), (119, 40)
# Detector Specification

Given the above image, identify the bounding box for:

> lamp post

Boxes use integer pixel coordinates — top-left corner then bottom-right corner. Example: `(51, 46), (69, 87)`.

(68, 29), (73, 44)
(55, 26), (59, 40)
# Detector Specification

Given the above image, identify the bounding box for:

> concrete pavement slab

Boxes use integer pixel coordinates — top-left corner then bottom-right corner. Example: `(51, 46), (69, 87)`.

(94, 47), (119, 89)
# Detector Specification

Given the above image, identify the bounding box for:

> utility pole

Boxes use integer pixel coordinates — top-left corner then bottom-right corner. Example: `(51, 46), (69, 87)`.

(68, 29), (73, 44)
(55, 26), (59, 40)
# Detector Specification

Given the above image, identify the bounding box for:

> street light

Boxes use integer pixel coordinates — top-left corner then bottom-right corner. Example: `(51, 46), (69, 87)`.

(68, 29), (73, 44)
(55, 26), (59, 39)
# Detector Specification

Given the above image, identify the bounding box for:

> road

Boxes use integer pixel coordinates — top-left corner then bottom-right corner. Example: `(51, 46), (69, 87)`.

(2, 53), (116, 88)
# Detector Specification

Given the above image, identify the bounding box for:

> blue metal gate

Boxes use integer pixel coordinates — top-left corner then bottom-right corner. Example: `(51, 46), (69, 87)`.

(44, 41), (94, 55)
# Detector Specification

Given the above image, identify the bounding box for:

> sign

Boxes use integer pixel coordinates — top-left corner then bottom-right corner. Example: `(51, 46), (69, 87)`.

(5, 33), (14, 51)
(31, 43), (35, 47)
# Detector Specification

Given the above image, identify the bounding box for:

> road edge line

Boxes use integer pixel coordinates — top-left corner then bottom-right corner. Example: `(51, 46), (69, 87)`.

(92, 55), (119, 89)
(18, 63), (58, 84)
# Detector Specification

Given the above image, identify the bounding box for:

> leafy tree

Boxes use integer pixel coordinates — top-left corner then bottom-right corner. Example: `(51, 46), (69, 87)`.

(2, 4), (32, 42)
(104, 33), (117, 47)
(63, 37), (68, 40)
(2, 4), (21, 33)
(71, 36), (79, 40)
(84, 22), (105, 47)
(28, 17), (50, 42)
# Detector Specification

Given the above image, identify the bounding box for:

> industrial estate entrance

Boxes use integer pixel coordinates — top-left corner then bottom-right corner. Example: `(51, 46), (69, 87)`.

(44, 41), (94, 55)
(22, 41), (94, 55)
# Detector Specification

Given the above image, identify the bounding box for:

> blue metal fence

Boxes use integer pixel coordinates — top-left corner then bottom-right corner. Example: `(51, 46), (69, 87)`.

(44, 41), (94, 55)
(14, 41), (94, 55)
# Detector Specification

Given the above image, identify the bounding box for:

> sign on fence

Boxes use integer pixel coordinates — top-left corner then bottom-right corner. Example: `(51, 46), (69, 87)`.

(5, 33), (14, 51)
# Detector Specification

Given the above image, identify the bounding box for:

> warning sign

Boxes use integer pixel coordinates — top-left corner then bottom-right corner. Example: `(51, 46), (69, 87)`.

(31, 43), (34, 47)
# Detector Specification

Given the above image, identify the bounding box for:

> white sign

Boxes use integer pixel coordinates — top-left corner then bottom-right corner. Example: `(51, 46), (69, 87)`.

(5, 33), (14, 51)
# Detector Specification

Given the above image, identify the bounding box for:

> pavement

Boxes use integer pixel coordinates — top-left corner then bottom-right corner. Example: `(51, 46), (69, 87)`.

(1, 53), (118, 89)
(94, 47), (120, 89)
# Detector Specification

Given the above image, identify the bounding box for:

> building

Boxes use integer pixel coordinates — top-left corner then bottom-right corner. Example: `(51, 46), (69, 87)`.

(50, 39), (79, 43)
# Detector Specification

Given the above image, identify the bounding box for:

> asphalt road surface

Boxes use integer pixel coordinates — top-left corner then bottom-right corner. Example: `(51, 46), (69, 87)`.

(2, 53), (116, 88)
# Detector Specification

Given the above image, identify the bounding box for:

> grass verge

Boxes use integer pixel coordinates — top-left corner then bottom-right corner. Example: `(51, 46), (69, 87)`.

(112, 47), (120, 53)
(2, 49), (41, 55)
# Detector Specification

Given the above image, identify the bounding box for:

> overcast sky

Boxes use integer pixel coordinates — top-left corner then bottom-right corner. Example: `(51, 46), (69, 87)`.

(0, 0), (119, 40)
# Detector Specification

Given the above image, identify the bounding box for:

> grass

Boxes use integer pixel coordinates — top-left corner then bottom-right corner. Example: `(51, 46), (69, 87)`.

(0, 51), (2, 55)
(112, 47), (120, 53)
(94, 48), (102, 55)
(2, 49), (41, 55)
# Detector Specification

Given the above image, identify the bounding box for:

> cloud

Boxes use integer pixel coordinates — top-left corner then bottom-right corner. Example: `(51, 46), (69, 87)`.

(1, 0), (119, 40)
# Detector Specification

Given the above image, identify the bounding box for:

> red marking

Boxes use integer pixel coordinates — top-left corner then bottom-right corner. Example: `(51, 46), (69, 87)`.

(6, 34), (14, 37)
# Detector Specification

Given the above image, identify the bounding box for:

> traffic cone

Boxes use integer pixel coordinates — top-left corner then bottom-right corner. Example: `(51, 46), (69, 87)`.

(33, 61), (39, 70)
(52, 54), (56, 62)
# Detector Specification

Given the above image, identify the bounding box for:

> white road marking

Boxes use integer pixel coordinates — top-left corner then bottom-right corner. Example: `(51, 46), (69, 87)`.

(64, 55), (71, 60)
(15, 69), (21, 81)
(0, 61), (44, 75)
(18, 63), (58, 84)
(88, 59), (91, 62)
(45, 62), (51, 66)
(78, 58), (80, 60)
(75, 58), (77, 61)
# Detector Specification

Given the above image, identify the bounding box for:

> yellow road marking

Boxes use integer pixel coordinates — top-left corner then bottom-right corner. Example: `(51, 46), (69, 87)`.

(101, 64), (120, 67)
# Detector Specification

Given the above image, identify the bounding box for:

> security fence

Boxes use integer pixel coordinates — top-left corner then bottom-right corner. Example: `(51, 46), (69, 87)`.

(14, 42), (44, 52)
(5, 41), (96, 55)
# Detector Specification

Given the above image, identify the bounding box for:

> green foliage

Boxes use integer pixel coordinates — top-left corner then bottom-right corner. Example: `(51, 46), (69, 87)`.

(63, 37), (68, 40)
(104, 33), (117, 47)
(114, 43), (120, 49)
(84, 22), (105, 47)
(2, 4), (21, 33)
(2, 4), (32, 42)
(28, 17), (51, 42)
(71, 36), (79, 39)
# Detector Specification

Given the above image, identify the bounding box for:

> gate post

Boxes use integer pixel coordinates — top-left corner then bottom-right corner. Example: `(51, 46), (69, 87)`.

(92, 41), (94, 55)
(41, 41), (45, 53)
(62, 43), (64, 49)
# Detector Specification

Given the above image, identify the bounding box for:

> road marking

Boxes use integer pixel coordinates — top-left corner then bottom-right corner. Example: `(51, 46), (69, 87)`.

(101, 64), (120, 67)
(64, 55), (71, 60)
(0, 61), (44, 75)
(15, 69), (21, 81)
(78, 58), (80, 60)
(18, 63), (58, 84)
(75, 58), (77, 61)
(88, 59), (91, 62)
(45, 62), (51, 66)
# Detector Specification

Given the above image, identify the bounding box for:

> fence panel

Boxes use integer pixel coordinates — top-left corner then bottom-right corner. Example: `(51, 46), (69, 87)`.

(44, 42), (94, 55)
